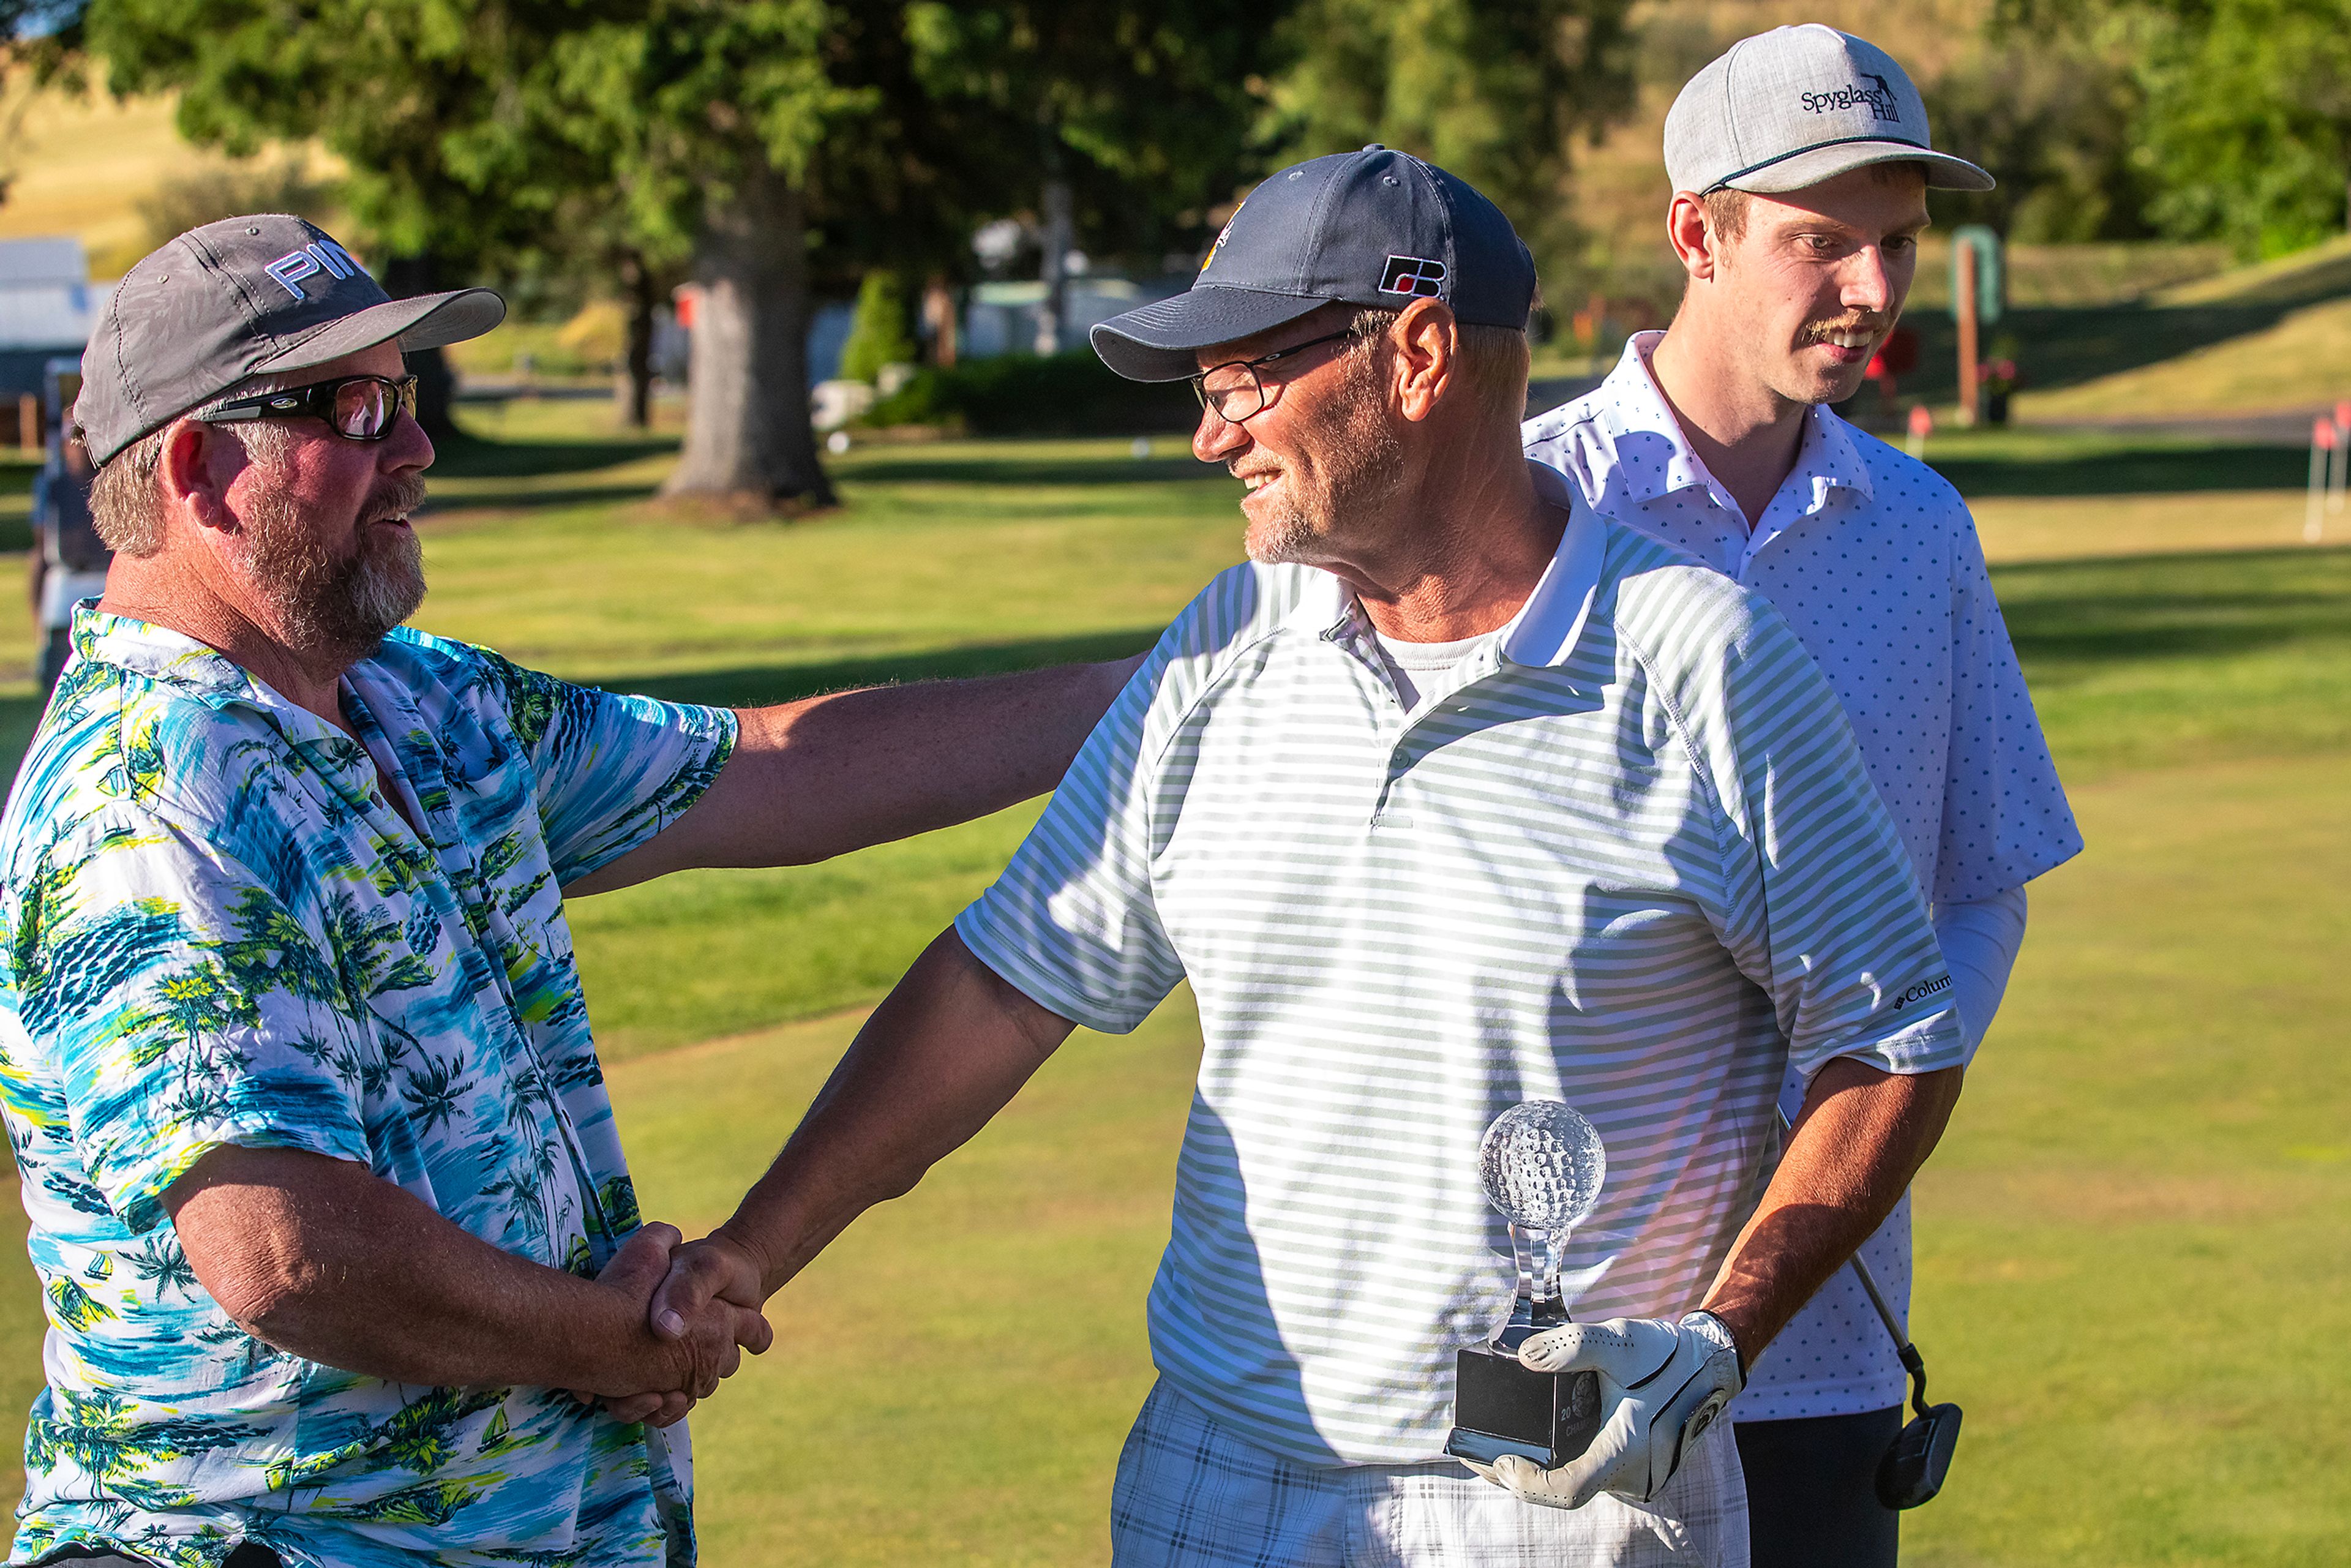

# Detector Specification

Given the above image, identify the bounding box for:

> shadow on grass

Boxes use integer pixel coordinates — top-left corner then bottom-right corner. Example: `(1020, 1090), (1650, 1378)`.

(1930, 443), (2308, 498)
(1997, 544), (2351, 676)
(427, 430), (678, 481)
(424, 481), (666, 518)
(839, 454), (1217, 489)
(594, 627), (1168, 709)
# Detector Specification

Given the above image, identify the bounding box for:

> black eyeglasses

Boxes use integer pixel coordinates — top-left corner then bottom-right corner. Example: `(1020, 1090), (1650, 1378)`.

(1190, 326), (1361, 424)
(195, 373), (418, 442)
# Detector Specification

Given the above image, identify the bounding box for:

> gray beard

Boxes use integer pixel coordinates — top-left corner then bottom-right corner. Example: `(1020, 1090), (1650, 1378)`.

(242, 478), (429, 665)
(1243, 350), (1407, 566)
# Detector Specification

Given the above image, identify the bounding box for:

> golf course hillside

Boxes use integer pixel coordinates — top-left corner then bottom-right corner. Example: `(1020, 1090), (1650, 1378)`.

(1881, 233), (2351, 424)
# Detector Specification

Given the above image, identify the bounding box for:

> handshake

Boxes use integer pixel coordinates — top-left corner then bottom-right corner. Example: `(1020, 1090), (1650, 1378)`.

(572, 1223), (773, 1427)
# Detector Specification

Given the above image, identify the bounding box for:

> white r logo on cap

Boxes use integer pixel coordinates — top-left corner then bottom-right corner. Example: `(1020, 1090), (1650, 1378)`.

(1379, 254), (1447, 298)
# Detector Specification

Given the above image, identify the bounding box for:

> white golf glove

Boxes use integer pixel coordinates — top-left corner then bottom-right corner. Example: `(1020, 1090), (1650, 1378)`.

(1465, 1311), (1744, 1510)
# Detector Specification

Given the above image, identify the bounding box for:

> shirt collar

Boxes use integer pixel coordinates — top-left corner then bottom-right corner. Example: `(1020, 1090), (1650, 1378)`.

(1281, 459), (1606, 672)
(70, 602), (364, 753)
(1591, 329), (1875, 517)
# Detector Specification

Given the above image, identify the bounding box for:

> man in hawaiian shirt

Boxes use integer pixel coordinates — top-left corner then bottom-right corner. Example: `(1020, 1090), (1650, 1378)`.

(0, 216), (1135, 1568)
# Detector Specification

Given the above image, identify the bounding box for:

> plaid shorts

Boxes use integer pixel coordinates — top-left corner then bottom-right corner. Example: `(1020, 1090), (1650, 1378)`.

(1110, 1381), (1749, 1568)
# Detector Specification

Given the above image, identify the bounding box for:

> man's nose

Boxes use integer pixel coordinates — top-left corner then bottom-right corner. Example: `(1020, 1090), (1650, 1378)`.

(1193, 401), (1247, 463)
(388, 402), (436, 474)
(1839, 246), (1897, 315)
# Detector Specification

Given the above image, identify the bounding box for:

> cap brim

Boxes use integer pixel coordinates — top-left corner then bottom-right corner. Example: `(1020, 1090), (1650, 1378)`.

(257, 287), (508, 373)
(1090, 287), (1331, 381)
(1727, 142), (1995, 195)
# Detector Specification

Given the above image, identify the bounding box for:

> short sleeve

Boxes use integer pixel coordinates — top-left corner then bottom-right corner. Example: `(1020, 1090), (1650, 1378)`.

(21, 814), (373, 1232)
(955, 646), (1185, 1036)
(950, 562), (1296, 1035)
(1669, 596), (1967, 1083)
(473, 651), (740, 885)
(1937, 520), (2083, 903)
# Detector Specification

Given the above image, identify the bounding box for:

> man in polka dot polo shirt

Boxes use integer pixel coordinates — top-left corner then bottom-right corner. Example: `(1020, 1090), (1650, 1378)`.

(1524, 24), (2082, 1568)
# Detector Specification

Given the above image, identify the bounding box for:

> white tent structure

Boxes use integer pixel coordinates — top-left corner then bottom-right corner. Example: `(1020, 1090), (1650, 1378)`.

(1, 238), (105, 408)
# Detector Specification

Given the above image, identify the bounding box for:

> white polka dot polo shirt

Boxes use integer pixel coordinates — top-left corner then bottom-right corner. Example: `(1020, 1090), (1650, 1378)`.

(1524, 331), (2083, 1422)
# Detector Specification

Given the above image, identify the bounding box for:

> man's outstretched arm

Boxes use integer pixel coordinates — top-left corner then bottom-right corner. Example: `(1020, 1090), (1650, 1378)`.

(646, 929), (1076, 1331)
(166, 1145), (773, 1424)
(568, 657), (1142, 894)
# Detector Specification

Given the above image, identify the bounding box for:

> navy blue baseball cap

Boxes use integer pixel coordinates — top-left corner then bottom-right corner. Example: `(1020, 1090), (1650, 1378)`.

(1090, 146), (1537, 383)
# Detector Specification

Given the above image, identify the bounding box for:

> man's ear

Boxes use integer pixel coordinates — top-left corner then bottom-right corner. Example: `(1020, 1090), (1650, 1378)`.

(157, 420), (236, 533)
(1393, 298), (1458, 423)
(1667, 192), (1719, 285)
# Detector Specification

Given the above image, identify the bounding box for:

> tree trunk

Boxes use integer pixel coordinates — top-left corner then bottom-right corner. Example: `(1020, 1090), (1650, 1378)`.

(1034, 176), (1074, 357)
(663, 159), (833, 508)
(381, 254), (462, 442)
(615, 249), (656, 431)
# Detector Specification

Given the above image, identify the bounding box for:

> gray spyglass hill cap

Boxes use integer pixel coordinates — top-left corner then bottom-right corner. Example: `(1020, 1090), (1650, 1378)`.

(1090, 145), (1536, 383)
(1665, 25), (1993, 197)
(77, 214), (506, 467)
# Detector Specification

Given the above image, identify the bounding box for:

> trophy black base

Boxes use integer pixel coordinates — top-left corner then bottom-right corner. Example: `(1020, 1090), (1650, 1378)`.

(1444, 1344), (1603, 1470)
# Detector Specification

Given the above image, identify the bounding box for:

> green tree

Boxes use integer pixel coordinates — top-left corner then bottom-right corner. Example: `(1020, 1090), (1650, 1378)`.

(535, 0), (1292, 506)
(547, 0), (872, 507)
(1924, 34), (2158, 242)
(73, 0), (569, 438)
(30, 1), (1291, 505)
(2004, 0), (2351, 257)
(1267, 0), (1639, 298)
(902, 0), (1299, 353)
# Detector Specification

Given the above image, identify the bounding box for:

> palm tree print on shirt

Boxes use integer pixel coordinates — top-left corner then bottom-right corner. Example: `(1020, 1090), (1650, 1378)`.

(0, 609), (735, 1567)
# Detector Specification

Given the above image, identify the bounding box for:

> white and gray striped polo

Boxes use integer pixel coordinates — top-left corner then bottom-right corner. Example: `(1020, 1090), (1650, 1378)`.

(956, 468), (1964, 1468)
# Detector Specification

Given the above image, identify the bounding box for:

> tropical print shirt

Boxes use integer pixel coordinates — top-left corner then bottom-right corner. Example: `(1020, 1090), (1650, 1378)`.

(0, 607), (737, 1568)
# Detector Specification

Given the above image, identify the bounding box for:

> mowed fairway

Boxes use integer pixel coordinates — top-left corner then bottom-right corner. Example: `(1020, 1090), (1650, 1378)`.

(0, 414), (2341, 1565)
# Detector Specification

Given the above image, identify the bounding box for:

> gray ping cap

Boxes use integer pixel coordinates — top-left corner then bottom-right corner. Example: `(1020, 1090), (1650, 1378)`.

(77, 214), (505, 467)
(1090, 146), (1535, 383)
(1665, 25), (1993, 197)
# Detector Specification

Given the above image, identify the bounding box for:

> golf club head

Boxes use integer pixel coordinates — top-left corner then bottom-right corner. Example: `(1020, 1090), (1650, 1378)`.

(1875, 1401), (1962, 1510)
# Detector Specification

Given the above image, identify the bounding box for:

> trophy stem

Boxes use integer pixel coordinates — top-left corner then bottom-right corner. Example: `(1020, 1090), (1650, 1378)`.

(1502, 1223), (1571, 1348)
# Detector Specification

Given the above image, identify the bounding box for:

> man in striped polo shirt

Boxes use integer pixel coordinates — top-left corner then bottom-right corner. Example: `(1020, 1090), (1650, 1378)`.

(1524, 28), (2082, 1567)
(654, 149), (1967, 1565)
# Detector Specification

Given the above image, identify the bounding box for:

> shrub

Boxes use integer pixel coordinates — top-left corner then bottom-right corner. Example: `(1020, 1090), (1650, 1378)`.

(858, 351), (1195, 436)
(838, 272), (920, 385)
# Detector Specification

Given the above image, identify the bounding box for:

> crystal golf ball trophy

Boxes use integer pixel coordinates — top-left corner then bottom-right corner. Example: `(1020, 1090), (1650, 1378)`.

(1444, 1100), (1608, 1471)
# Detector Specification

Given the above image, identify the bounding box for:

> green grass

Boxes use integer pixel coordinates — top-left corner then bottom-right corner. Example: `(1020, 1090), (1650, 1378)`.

(1909, 752), (2351, 1567)
(0, 414), (2342, 1564)
(1999, 547), (2351, 782)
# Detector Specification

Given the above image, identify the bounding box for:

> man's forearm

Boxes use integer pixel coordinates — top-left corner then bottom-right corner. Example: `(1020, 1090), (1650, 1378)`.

(709, 929), (1073, 1299)
(571, 655), (1142, 892)
(168, 1146), (681, 1394)
(1700, 1057), (1963, 1369)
